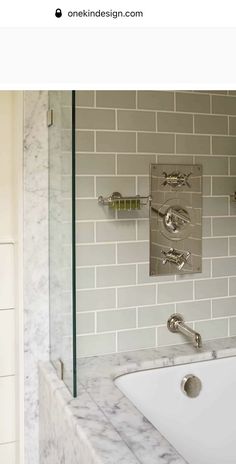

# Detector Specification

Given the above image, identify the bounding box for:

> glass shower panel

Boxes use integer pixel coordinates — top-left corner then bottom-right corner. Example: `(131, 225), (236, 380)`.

(48, 91), (77, 396)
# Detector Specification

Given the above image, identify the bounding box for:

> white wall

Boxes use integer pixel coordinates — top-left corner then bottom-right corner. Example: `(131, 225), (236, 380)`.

(0, 92), (23, 464)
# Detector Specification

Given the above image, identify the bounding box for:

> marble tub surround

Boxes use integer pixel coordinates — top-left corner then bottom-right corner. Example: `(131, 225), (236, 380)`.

(39, 336), (236, 464)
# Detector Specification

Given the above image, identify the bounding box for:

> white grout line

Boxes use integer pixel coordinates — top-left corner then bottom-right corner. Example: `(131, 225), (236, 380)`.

(73, 124), (236, 136)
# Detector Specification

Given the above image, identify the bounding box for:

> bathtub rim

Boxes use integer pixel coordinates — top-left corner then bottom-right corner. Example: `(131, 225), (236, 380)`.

(39, 336), (236, 464)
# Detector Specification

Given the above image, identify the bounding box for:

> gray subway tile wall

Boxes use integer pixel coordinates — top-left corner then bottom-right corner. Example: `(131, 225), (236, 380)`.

(74, 90), (236, 357)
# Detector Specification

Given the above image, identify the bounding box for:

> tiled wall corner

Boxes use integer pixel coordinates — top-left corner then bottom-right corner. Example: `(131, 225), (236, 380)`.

(75, 91), (236, 357)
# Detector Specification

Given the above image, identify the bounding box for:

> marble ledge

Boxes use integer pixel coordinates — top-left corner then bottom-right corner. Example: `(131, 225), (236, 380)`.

(39, 336), (236, 464)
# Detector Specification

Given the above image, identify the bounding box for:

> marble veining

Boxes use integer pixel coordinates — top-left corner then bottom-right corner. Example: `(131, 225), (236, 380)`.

(24, 91), (49, 464)
(39, 336), (236, 464)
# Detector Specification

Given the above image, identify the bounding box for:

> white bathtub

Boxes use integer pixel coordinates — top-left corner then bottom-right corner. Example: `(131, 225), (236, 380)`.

(115, 356), (236, 464)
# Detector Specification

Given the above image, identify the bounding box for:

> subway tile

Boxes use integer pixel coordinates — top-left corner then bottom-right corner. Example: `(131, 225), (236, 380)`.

(157, 281), (193, 304)
(76, 176), (94, 198)
(157, 325), (191, 346)
(118, 285), (156, 308)
(117, 328), (156, 351)
(76, 222), (94, 243)
(137, 220), (149, 240)
(0, 245), (14, 309)
(117, 241), (149, 263)
(77, 288), (116, 311)
(76, 267), (95, 289)
(117, 110), (156, 131)
(138, 91), (174, 110)
(176, 135), (210, 154)
(158, 155), (194, 164)
(96, 91), (136, 109)
(195, 156), (228, 175)
(230, 317), (236, 335)
(138, 304), (175, 327)
(212, 177), (236, 196)
(0, 310), (15, 376)
(228, 91), (236, 96)
(176, 92), (210, 113)
(117, 154), (156, 175)
(212, 136), (236, 155)
(212, 257), (236, 277)
(229, 117), (236, 135)
(77, 333), (116, 357)
(195, 278), (228, 299)
(76, 130), (94, 152)
(117, 208), (149, 220)
(76, 108), (115, 130)
(203, 197), (228, 217)
(76, 91), (94, 107)
(137, 177), (149, 196)
(212, 297), (236, 317)
(230, 199), (236, 216)
(202, 217), (212, 237)
(229, 237), (236, 255)
(96, 176), (136, 197)
(176, 300), (211, 321)
(230, 157), (236, 174)
(195, 318), (228, 340)
(97, 308), (136, 332)
(138, 263), (175, 284)
(77, 312), (95, 334)
(157, 112), (193, 133)
(138, 133), (174, 153)
(212, 95), (236, 115)
(213, 217), (236, 236)
(96, 131), (136, 153)
(194, 115), (228, 134)
(96, 220), (136, 242)
(96, 265), (136, 287)
(76, 244), (116, 266)
(76, 199), (115, 220)
(203, 177), (211, 195)
(202, 237), (228, 257)
(229, 277), (236, 295)
(0, 442), (15, 463)
(77, 154), (115, 175)
(0, 376), (16, 442)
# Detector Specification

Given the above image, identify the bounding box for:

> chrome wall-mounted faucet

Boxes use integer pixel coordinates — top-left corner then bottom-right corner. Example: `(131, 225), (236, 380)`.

(167, 314), (202, 349)
(161, 248), (191, 271)
(149, 163), (202, 277)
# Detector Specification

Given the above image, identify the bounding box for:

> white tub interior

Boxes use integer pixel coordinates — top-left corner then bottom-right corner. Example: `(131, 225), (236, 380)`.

(115, 356), (236, 464)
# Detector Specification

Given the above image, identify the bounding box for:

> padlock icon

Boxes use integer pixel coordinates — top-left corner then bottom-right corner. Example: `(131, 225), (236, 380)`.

(55, 8), (62, 18)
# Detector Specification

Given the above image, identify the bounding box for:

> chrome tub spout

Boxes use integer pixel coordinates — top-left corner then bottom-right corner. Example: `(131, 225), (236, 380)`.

(167, 314), (202, 349)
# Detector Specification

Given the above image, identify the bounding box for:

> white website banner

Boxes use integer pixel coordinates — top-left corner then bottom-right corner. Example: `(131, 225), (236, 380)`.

(1, 0), (236, 28)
